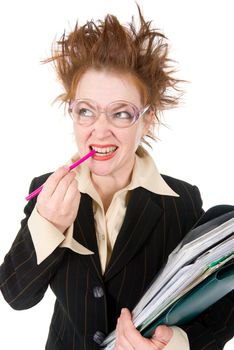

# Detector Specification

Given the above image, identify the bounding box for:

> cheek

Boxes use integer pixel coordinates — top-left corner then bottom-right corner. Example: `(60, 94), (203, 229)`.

(123, 128), (143, 150)
(73, 130), (81, 146)
(73, 126), (89, 145)
(134, 123), (145, 141)
(134, 126), (145, 149)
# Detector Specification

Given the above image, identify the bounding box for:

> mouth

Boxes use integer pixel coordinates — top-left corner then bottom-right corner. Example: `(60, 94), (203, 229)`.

(89, 144), (118, 157)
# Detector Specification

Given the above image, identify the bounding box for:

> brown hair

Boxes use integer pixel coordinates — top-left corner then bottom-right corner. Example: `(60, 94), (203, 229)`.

(44, 6), (183, 155)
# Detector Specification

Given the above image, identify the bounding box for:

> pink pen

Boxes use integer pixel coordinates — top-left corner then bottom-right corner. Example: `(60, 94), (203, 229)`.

(25, 150), (96, 201)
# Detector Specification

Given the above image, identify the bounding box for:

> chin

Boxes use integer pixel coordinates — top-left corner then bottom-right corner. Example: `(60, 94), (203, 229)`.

(91, 168), (111, 176)
(89, 159), (117, 177)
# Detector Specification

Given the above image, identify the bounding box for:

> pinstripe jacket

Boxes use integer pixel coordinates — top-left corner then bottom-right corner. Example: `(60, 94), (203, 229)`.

(0, 174), (233, 350)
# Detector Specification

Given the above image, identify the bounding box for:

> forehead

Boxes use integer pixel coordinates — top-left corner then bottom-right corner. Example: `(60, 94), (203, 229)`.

(75, 69), (142, 106)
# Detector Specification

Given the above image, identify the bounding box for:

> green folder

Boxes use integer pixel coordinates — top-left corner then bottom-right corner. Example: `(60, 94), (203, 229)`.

(142, 259), (234, 338)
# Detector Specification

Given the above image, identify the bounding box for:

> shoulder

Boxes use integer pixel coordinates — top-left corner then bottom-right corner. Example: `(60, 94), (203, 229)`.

(22, 172), (54, 217)
(31, 172), (53, 186)
(27, 172), (53, 194)
(160, 174), (204, 221)
(161, 174), (200, 198)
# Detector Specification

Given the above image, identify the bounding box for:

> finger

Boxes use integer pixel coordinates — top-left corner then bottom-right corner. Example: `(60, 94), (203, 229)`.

(151, 325), (173, 349)
(41, 166), (70, 198)
(51, 171), (76, 202)
(63, 179), (80, 206)
(117, 309), (135, 336)
(117, 309), (145, 347)
(150, 338), (168, 350)
(116, 318), (135, 350)
(118, 309), (162, 350)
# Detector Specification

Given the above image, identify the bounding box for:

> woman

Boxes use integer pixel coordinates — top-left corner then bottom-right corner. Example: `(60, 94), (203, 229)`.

(0, 8), (233, 350)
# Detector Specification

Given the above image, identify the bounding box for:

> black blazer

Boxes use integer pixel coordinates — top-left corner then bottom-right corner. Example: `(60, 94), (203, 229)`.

(0, 174), (233, 350)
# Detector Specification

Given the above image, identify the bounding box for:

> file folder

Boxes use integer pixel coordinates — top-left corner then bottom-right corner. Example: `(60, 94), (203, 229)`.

(142, 259), (234, 338)
(102, 205), (234, 349)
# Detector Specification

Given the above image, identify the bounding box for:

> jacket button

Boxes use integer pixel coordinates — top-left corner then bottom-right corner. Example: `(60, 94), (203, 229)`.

(93, 286), (104, 298)
(93, 330), (106, 345)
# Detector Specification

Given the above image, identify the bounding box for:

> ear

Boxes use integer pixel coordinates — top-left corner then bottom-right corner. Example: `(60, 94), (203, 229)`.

(142, 110), (154, 136)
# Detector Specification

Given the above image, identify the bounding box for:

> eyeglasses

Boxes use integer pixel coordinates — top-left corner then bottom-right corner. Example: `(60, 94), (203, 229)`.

(68, 98), (150, 128)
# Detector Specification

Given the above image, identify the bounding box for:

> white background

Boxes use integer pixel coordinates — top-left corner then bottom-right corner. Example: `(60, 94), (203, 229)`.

(0, 0), (233, 349)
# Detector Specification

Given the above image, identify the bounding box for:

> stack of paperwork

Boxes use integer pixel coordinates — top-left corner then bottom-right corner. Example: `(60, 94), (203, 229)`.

(102, 205), (234, 349)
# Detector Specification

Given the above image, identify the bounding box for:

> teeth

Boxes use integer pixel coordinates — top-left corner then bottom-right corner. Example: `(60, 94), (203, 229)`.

(91, 146), (117, 154)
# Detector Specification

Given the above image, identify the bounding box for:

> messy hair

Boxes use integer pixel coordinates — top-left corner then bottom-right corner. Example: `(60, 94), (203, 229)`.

(44, 6), (183, 154)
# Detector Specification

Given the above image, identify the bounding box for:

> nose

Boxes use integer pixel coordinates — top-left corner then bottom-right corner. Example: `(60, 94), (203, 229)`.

(91, 112), (113, 138)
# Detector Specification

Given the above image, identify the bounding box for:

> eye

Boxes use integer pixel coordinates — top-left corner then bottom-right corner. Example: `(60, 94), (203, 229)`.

(114, 111), (134, 120)
(77, 108), (94, 118)
(71, 100), (97, 125)
(109, 103), (136, 122)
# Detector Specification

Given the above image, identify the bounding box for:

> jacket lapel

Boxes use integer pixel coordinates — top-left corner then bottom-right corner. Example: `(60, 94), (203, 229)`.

(104, 187), (163, 281)
(73, 194), (103, 283)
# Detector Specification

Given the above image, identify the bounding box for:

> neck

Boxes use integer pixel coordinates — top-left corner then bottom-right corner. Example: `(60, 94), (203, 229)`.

(91, 159), (135, 210)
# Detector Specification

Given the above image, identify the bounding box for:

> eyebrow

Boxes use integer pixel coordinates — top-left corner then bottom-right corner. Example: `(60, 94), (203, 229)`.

(76, 100), (96, 109)
(74, 98), (141, 112)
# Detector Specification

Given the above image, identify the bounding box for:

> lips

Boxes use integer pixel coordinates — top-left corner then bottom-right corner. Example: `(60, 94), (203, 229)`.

(89, 144), (118, 155)
(89, 144), (118, 160)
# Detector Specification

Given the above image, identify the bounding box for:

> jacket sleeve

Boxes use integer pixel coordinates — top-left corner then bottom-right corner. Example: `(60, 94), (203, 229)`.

(0, 176), (67, 310)
(181, 291), (234, 350)
(180, 185), (234, 350)
(28, 205), (94, 265)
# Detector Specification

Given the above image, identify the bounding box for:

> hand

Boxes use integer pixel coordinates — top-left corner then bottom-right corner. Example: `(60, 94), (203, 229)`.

(114, 308), (173, 350)
(36, 166), (81, 233)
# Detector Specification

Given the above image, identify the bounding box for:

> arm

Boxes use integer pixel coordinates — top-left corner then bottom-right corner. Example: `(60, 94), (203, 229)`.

(0, 176), (66, 310)
(0, 166), (81, 310)
(181, 291), (234, 350)
(181, 186), (234, 349)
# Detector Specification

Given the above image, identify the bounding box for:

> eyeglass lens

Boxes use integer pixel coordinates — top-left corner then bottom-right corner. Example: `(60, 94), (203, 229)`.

(72, 101), (137, 127)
